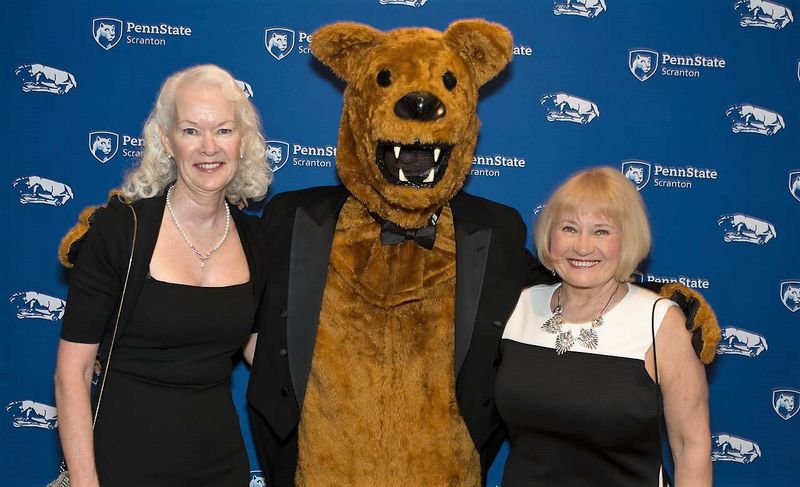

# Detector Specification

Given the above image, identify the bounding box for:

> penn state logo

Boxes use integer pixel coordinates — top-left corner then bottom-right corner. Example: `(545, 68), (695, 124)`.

(780, 280), (800, 312)
(773, 388), (799, 420)
(92, 18), (123, 50)
(725, 104), (784, 136)
(540, 93), (599, 124)
(378, 0), (429, 6)
(553, 0), (607, 18)
(788, 170), (800, 202)
(9, 291), (66, 321)
(264, 28), (295, 60)
(89, 131), (119, 163)
(235, 79), (254, 98)
(717, 326), (768, 357)
(628, 49), (659, 82)
(15, 64), (77, 95)
(717, 213), (776, 245)
(711, 433), (762, 464)
(620, 161), (651, 191)
(12, 176), (73, 206)
(266, 140), (290, 172)
(249, 471), (266, 487)
(735, 0), (794, 30)
(5, 400), (58, 429)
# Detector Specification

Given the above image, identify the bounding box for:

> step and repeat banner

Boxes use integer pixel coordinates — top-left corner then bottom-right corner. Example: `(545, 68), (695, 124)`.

(1, 0), (798, 485)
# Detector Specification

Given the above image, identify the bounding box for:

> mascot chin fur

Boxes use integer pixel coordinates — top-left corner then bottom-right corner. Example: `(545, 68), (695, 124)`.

(245, 19), (720, 487)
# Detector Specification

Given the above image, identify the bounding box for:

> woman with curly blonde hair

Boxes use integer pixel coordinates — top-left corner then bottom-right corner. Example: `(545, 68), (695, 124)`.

(121, 64), (270, 205)
(55, 64), (271, 486)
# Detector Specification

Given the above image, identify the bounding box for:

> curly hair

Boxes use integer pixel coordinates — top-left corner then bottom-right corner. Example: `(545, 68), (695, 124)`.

(120, 64), (270, 206)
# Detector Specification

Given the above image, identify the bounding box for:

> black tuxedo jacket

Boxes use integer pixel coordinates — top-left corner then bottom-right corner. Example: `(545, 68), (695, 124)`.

(247, 185), (546, 486)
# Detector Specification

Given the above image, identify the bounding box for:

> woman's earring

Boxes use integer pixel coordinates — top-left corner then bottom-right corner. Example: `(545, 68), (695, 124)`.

(551, 269), (556, 277)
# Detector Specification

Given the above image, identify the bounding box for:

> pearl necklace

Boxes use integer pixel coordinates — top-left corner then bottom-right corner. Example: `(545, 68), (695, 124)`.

(541, 283), (621, 355)
(166, 186), (230, 269)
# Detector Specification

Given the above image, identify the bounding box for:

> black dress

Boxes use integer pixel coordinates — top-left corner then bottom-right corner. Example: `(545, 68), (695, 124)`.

(89, 277), (253, 486)
(495, 283), (674, 486)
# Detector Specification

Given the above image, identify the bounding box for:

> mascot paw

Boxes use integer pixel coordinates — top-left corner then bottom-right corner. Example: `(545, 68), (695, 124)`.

(59, 190), (123, 268)
(659, 283), (721, 364)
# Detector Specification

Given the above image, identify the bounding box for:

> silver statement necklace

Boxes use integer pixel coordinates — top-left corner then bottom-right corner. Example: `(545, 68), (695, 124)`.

(166, 185), (231, 269)
(541, 283), (621, 355)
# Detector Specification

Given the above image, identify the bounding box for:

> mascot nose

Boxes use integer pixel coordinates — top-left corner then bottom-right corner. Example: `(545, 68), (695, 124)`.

(394, 92), (446, 121)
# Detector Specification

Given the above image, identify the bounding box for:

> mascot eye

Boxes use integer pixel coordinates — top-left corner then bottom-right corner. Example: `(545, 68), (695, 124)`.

(442, 71), (457, 91)
(377, 69), (392, 87)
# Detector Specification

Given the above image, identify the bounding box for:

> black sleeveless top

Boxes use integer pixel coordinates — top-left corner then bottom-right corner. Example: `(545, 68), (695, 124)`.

(495, 284), (673, 486)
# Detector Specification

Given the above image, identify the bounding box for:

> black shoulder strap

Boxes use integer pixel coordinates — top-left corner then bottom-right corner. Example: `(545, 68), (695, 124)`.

(92, 204), (138, 427)
(651, 297), (673, 487)
(651, 297), (669, 387)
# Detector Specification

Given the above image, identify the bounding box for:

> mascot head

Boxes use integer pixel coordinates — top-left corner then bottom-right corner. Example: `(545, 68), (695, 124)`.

(311, 19), (512, 228)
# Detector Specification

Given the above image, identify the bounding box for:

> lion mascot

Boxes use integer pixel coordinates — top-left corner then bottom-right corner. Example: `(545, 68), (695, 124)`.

(245, 19), (719, 487)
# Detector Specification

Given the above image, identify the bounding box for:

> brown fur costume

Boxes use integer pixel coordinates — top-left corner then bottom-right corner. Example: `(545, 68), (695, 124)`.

(297, 20), (513, 485)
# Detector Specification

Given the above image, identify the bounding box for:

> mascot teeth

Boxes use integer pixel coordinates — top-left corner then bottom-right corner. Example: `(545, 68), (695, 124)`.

(376, 140), (452, 188)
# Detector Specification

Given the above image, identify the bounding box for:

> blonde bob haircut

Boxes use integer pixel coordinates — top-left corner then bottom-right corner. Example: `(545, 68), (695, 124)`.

(534, 167), (651, 282)
(120, 64), (270, 206)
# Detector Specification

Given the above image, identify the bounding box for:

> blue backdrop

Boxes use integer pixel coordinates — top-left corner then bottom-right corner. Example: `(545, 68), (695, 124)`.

(2, 1), (798, 485)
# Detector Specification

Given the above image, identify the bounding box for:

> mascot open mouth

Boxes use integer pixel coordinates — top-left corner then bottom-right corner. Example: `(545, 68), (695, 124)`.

(376, 141), (452, 187)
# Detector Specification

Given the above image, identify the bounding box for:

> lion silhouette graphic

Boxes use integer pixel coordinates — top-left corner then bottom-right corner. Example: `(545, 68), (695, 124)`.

(625, 166), (644, 185)
(718, 213), (776, 244)
(12, 176), (73, 206)
(711, 434), (761, 464)
(5, 400), (58, 429)
(249, 474), (266, 487)
(266, 145), (283, 167)
(268, 33), (288, 52)
(735, 0), (794, 29)
(776, 394), (795, 413)
(92, 136), (114, 162)
(632, 54), (652, 74)
(540, 93), (599, 124)
(726, 104), (784, 136)
(95, 22), (116, 44)
(716, 327), (767, 357)
(553, 0), (607, 18)
(783, 284), (800, 310)
(790, 174), (800, 201)
(9, 291), (66, 321)
(15, 64), (77, 94)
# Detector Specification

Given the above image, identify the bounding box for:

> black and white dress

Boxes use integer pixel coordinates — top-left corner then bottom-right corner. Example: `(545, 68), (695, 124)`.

(495, 283), (675, 486)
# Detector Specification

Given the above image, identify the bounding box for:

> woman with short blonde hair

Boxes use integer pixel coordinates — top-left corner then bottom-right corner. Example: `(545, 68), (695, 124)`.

(496, 167), (711, 486)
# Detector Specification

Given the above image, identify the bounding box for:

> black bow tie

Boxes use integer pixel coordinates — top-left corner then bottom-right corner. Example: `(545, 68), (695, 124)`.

(369, 210), (441, 250)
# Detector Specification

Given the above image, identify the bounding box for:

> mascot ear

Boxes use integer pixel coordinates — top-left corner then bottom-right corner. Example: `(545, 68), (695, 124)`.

(311, 22), (384, 83)
(443, 19), (513, 87)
